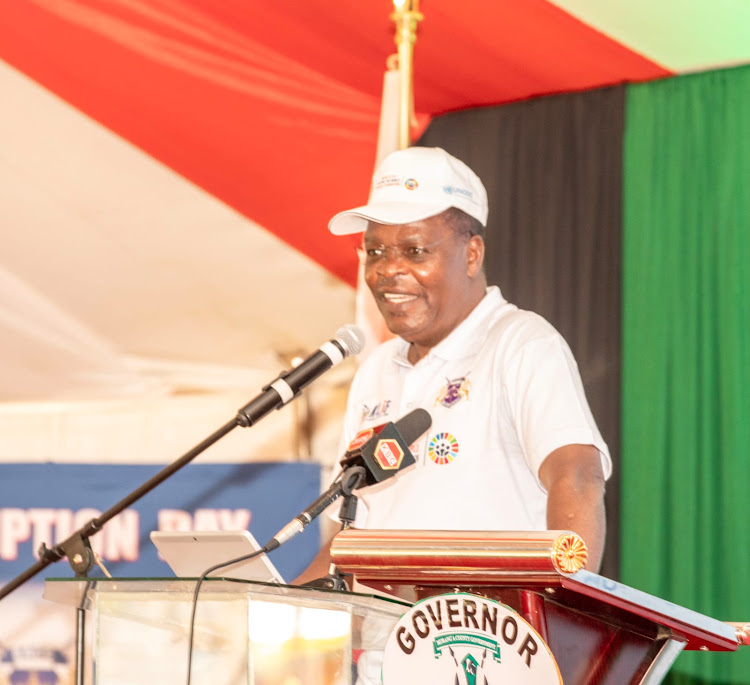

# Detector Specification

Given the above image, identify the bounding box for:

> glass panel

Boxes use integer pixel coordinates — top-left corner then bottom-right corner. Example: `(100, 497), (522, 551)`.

(44, 578), (409, 685)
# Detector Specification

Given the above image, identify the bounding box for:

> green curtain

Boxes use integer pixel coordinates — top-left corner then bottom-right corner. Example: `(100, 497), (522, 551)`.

(621, 65), (750, 683)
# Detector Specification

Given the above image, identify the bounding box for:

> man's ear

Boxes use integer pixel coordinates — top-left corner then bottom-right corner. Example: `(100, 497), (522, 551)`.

(466, 235), (485, 278)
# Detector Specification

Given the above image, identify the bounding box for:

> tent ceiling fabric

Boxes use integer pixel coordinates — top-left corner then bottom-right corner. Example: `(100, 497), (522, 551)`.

(0, 60), (353, 400)
(1, 0), (748, 401)
(1, 0), (672, 285)
(549, 0), (750, 72)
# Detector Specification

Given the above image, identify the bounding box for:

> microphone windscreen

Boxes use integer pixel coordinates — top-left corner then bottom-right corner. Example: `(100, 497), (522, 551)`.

(394, 407), (432, 444)
(336, 324), (366, 357)
(360, 408), (432, 484)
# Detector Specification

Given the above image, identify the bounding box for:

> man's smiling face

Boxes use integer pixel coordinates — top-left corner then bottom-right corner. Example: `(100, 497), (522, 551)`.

(363, 211), (484, 357)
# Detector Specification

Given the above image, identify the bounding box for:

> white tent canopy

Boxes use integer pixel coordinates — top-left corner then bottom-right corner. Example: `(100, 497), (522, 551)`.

(1, 62), (355, 465)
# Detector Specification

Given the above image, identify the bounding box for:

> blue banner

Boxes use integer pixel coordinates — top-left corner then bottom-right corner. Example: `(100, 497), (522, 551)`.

(0, 462), (322, 583)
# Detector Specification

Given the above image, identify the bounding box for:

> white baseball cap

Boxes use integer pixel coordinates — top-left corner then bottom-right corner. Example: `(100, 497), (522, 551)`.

(328, 147), (488, 235)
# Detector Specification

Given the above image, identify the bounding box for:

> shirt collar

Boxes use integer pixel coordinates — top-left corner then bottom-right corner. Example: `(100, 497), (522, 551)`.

(393, 286), (507, 366)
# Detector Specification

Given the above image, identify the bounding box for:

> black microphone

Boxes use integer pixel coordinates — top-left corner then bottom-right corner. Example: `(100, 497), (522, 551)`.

(338, 421), (389, 471)
(349, 408), (431, 486)
(236, 325), (365, 427)
(265, 408), (432, 551)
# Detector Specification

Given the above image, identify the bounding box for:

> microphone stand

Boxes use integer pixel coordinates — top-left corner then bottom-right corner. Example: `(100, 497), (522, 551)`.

(0, 388), (302, 685)
(300, 466), (365, 592)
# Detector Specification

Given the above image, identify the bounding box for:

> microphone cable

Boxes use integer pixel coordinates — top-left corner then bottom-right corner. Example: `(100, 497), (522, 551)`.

(184, 544), (273, 685)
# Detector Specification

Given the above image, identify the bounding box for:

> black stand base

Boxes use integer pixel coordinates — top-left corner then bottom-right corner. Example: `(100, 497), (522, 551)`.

(300, 569), (350, 591)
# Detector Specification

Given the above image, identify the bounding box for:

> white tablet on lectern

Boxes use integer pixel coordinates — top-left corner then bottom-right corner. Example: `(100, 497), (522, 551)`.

(150, 530), (285, 584)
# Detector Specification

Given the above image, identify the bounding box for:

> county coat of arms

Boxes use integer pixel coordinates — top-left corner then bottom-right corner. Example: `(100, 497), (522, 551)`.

(435, 376), (471, 408)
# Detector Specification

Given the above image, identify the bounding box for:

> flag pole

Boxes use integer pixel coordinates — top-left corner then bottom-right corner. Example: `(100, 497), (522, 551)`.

(356, 2), (424, 359)
(391, 0), (423, 149)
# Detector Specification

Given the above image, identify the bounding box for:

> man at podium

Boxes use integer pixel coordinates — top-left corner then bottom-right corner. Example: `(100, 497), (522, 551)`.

(298, 146), (611, 583)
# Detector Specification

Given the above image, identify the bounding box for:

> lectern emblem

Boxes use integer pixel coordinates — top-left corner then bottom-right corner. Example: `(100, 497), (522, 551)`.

(451, 648), (491, 685)
(382, 593), (562, 685)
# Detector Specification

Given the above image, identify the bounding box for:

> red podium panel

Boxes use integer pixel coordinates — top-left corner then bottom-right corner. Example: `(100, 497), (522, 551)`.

(331, 529), (748, 685)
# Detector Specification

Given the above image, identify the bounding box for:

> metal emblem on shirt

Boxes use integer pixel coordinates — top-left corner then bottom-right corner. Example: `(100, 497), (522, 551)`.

(428, 432), (460, 465)
(435, 376), (471, 408)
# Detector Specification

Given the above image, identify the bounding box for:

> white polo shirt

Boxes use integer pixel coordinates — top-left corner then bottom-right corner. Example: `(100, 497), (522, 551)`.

(341, 286), (611, 532)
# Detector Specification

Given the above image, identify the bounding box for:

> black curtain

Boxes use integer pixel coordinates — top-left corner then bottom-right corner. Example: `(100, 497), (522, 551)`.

(418, 85), (624, 579)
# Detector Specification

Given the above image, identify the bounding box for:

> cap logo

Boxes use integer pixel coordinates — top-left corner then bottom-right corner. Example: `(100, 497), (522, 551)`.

(443, 184), (473, 199)
(373, 174), (402, 191)
(404, 178), (419, 190)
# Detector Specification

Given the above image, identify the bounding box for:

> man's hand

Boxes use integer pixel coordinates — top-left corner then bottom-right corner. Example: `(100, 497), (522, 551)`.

(539, 443), (607, 572)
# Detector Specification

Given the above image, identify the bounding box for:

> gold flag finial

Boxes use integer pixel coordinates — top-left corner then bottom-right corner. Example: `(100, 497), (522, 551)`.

(391, 0), (423, 149)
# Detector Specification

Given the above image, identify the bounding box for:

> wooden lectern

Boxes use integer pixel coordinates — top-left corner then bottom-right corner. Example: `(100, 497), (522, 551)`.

(331, 529), (749, 684)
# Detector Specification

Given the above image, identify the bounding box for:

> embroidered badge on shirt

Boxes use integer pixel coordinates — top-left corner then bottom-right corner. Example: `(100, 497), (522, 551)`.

(428, 432), (459, 465)
(435, 376), (471, 408)
(360, 400), (391, 423)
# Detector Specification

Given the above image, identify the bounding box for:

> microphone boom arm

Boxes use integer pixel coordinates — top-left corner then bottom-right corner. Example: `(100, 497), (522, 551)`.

(264, 465), (366, 553)
(0, 325), (365, 602)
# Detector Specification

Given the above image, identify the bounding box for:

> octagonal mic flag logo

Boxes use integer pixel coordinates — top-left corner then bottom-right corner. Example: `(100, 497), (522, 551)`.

(374, 438), (404, 470)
